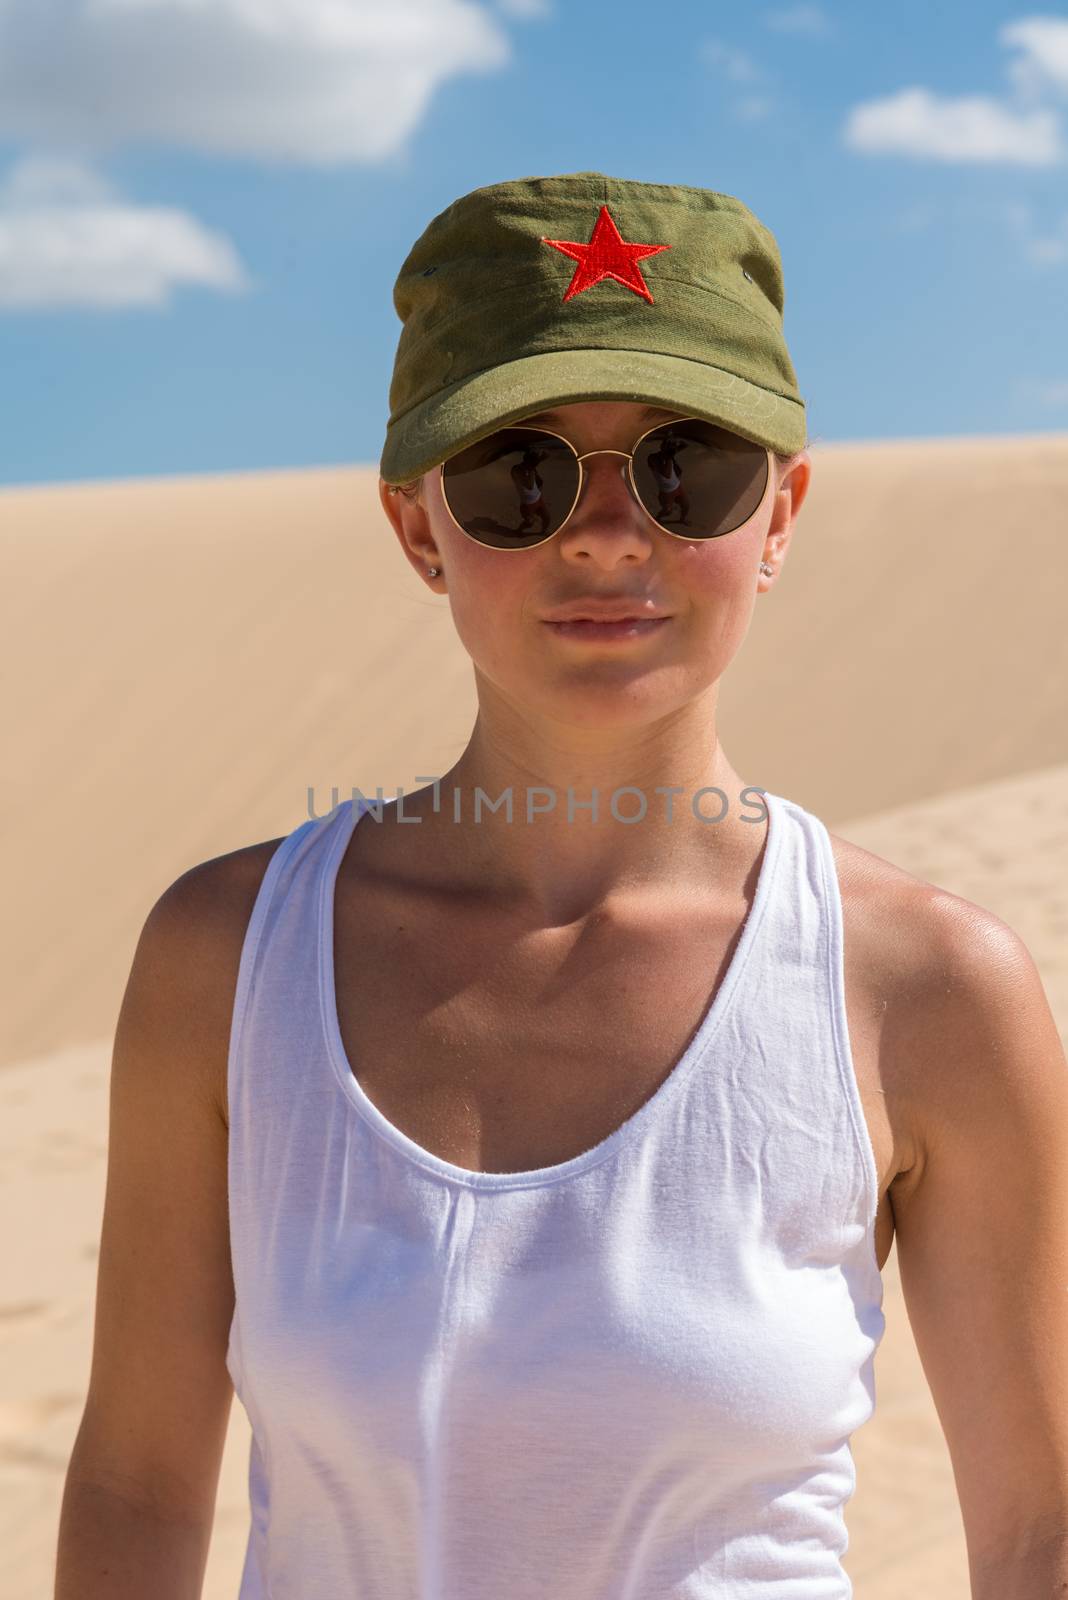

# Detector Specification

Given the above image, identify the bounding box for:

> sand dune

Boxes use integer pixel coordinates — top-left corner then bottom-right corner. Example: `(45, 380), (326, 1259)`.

(5, 433), (1067, 1070)
(3, 434), (1067, 1597)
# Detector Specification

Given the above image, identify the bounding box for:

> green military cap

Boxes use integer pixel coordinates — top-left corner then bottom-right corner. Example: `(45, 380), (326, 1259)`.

(379, 170), (807, 487)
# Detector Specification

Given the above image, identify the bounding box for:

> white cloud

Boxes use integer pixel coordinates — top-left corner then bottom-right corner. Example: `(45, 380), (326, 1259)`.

(843, 86), (1064, 165)
(0, 156), (115, 209)
(700, 37), (784, 124)
(0, 154), (252, 310)
(886, 200), (940, 233)
(1015, 375), (1068, 408)
(764, 5), (830, 35)
(1001, 16), (1068, 102)
(736, 96), (775, 123)
(1004, 198), (1068, 265)
(0, 0), (511, 166)
(843, 17), (1068, 168)
(700, 39), (765, 87)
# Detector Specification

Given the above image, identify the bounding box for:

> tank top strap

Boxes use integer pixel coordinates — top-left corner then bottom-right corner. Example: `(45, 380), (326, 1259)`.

(225, 798), (357, 1403)
(227, 799), (356, 1133)
(716, 792), (880, 1280)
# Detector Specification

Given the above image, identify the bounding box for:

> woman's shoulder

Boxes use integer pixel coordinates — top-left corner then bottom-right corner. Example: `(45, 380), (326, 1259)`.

(138, 832), (292, 1128)
(825, 827), (1060, 1199)
(149, 832), (291, 953)
(825, 826), (1030, 983)
(826, 825), (1053, 1137)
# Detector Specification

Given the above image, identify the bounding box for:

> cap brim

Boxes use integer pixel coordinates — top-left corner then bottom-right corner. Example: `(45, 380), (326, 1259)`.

(379, 347), (806, 484)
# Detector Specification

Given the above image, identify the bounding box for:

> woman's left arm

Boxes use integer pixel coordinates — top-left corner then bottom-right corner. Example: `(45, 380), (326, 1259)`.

(889, 894), (1068, 1599)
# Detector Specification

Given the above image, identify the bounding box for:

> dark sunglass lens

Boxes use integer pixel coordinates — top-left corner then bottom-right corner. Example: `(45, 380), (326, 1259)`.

(441, 430), (579, 548)
(631, 420), (769, 538)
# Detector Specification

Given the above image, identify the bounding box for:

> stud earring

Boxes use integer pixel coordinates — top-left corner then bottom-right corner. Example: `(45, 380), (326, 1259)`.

(759, 561), (773, 576)
(427, 566), (440, 578)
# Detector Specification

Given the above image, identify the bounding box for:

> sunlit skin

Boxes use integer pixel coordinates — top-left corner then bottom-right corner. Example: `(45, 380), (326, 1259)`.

(377, 400), (812, 922)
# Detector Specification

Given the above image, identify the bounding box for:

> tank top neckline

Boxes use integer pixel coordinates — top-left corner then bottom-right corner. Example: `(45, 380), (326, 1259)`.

(316, 791), (786, 1192)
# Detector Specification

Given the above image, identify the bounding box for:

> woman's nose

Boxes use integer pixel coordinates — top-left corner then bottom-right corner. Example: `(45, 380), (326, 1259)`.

(571, 453), (629, 508)
(557, 456), (653, 561)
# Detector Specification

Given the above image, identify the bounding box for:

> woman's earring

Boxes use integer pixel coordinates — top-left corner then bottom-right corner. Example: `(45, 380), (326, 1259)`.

(759, 561), (773, 576)
(427, 566), (440, 579)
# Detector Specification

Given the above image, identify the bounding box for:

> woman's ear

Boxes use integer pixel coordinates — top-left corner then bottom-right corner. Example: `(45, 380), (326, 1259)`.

(378, 476), (442, 584)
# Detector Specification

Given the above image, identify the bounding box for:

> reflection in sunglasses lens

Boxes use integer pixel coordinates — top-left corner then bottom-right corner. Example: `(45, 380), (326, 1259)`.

(442, 430), (578, 549)
(441, 419), (769, 548)
(631, 421), (769, 538)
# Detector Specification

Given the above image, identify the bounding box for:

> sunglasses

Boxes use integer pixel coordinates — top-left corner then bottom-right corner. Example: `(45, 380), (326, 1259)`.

(433, 416), (772, 551)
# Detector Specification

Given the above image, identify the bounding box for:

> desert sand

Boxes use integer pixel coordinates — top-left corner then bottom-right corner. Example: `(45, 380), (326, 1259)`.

(3, 430), (1067, 1598)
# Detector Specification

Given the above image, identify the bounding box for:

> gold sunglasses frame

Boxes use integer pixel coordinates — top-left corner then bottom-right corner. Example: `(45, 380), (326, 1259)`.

(433, 416), (773, 551)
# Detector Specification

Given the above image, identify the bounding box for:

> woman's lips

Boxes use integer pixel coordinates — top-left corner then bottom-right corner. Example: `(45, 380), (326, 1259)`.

(542, 617), (672, 642)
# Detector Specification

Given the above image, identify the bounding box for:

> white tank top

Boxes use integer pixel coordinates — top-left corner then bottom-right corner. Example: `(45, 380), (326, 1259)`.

(225, 789), (885, 1598)
(653, 457), (681, 491)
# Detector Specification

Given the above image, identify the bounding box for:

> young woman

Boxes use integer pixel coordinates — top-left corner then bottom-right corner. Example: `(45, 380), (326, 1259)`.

(56, 173), (1068, 1599)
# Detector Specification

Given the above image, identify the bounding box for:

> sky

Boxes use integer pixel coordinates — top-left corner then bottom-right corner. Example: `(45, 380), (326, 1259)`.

(0, 0), (1066, 488)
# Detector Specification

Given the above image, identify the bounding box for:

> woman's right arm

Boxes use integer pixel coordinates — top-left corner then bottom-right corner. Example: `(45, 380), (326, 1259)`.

(54, 851), (260, 1598)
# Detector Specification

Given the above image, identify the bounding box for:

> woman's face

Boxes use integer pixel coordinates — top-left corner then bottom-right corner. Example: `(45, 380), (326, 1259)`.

(378, 400), (810, 734)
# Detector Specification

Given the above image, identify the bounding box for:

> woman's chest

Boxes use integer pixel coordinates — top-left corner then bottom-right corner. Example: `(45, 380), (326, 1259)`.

(328, 836), (916, 1272)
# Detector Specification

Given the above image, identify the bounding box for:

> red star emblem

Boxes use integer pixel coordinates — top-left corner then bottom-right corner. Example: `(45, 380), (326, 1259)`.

(541, 204), (670, 304)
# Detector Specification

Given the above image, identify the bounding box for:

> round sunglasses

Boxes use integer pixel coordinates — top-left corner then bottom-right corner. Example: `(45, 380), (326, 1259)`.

(426, 416), (772, 551)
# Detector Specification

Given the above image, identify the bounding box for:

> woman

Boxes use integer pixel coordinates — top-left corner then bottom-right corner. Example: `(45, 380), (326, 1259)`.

(56, 173), (1068, 1598)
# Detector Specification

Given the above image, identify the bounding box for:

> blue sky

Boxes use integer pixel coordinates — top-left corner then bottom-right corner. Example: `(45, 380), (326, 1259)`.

(1, 0), (1066, 488)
